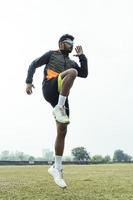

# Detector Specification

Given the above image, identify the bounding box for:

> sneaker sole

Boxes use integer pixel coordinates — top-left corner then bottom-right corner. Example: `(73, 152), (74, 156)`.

(52, 113), (70, 124)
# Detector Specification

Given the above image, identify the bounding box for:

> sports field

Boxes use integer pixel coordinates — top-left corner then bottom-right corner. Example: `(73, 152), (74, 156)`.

(0, 164), (133, 200)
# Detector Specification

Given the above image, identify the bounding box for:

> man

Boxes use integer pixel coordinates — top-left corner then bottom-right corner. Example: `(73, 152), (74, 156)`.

(26, 34), (88, 188)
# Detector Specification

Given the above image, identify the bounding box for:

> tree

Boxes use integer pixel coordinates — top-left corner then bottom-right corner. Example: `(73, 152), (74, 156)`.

(123, 154), (132, 162)
(28, 156), (35, 164)
(113, 150), (133, 162)
(91, 155), (104, 162)
(9, 152), (16, 161)
(71, 147), (90, 161)
(0, 150), (10, 160)
(104, 155), (111, 163)
(15, 151), (25, 161)
(113, 150), (125, 162)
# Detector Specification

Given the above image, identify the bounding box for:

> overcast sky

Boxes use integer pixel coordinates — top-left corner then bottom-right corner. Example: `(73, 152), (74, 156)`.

(0, 0), (132, 158)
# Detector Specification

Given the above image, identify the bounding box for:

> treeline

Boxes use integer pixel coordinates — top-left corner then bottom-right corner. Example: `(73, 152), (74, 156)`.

(71, 147), (133, 163)
(0, 148), (132, 163)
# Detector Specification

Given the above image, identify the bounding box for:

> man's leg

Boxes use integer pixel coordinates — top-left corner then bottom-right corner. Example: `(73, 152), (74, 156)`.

(48, 69), (77, 187)
(54, 122), (67, 169)
(60, 68), (78, 96)
(53, 68), (78, 123)
(48, 122), (68, 188)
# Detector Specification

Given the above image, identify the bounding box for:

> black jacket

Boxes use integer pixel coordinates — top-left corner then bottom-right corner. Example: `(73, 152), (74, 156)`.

(26, 50), (88, 84)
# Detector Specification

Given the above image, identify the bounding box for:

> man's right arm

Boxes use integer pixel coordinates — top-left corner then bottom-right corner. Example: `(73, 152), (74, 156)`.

(26, 51), (52, 84)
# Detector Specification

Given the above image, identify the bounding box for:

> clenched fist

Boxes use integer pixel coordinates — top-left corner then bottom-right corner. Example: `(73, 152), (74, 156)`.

(26, 84), (35, 95)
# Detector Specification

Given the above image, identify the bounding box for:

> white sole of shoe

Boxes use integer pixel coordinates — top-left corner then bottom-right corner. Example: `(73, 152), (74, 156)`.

(52, 110), (70, 124)
(52, 114), (70, 124)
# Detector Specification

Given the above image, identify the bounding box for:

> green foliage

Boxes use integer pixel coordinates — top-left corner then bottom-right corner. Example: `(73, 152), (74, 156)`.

(104, 155), (111, 163)
(71, 147), (90, 161)
(113, 150), (125, 162)
(28, 156), (35, 162)
(113, 149), (132, 162)
(123, 153), (132, 162)
(92, 155), (104, 162)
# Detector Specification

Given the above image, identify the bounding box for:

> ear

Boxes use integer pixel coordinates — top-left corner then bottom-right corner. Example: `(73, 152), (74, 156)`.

(59, 42), (64, 49)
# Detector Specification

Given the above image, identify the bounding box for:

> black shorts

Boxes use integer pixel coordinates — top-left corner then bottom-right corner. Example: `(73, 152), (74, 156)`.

(42, 77), (70, 116)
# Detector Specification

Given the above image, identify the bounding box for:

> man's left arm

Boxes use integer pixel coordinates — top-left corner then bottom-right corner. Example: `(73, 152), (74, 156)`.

(73, 46), (88, 78)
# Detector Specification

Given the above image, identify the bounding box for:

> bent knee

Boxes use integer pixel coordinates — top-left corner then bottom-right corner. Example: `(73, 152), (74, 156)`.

(60, 68), (78, 79)
(68, 68), (78, 78)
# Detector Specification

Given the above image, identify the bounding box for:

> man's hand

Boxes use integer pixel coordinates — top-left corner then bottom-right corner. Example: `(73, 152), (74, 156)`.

(73, 46), (83, 57)
(26, 83), (35, 95)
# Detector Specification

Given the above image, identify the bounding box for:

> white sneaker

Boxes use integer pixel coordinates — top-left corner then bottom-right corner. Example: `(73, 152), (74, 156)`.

(48, 165), (67, 188)
(52, 105), (69, 124)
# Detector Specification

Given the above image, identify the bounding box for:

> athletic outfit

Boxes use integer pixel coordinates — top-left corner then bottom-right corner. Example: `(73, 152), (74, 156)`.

(26, 50), (88, 116)
(26, 48), (88, 188)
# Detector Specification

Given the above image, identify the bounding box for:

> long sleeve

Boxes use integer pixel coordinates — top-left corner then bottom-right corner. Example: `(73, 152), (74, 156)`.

(26, 51), (52, 84)
(73, 54), (88, 78)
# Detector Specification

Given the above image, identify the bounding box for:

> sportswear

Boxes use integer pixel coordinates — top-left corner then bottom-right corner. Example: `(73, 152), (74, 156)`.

(26, 50), (88, 84)
(48, 165), (67, 188)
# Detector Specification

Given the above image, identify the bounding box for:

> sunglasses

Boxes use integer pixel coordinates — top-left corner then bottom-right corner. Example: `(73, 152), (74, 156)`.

(62, 39), (74, 46)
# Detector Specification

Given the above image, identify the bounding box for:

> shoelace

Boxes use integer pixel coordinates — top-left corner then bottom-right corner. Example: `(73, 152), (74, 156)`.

(54, 168), (63, 179)
(52, 165), (63, 179)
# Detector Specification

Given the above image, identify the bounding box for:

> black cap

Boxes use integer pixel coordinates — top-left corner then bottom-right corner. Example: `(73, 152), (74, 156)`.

(59, 34), (74, 43)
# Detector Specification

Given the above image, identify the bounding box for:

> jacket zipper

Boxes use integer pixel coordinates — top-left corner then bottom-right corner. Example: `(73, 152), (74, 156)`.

(63, 55), (67, 70)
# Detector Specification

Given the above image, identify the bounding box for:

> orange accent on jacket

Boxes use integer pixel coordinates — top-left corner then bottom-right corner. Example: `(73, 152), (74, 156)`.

(46, 68), (59, 80)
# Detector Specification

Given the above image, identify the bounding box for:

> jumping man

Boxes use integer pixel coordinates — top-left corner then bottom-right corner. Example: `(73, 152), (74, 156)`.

(25, 34), (88, 188)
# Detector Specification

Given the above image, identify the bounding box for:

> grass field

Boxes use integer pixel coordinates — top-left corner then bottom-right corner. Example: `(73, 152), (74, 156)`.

(0, 164), (133, 200)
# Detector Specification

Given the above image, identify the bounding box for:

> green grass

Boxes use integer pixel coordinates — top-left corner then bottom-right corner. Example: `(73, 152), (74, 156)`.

(0, 164), (133, 200)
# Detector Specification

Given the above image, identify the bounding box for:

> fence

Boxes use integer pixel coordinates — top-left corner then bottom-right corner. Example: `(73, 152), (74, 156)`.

(0, 160), (132, 165)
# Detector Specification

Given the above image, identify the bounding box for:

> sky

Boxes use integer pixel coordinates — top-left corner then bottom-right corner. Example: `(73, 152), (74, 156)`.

(0, 0), (132, 158)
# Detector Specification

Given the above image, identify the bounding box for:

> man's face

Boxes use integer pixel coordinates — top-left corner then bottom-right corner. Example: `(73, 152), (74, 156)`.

(59, 39), (74, 53)
(63, 42), (73, 53)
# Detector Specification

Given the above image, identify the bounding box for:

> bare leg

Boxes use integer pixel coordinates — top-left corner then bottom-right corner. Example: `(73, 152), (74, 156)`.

(48, 121), (67, 187)
(60, 68), (78, 96)
(54, 68), (75, 154)
(55, 122), (67, 156)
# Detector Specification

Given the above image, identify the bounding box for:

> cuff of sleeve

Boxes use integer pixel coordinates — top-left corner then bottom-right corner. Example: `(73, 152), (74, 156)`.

(79, 54), (86, 59)
(26, 80), (32, 84)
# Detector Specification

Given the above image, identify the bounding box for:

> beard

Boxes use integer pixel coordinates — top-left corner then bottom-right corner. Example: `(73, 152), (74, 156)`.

(61, 46), (73, 54)
(59, 42), (73, 55)
(61, 49), (72, 54)
(67, 48), (73, 53)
